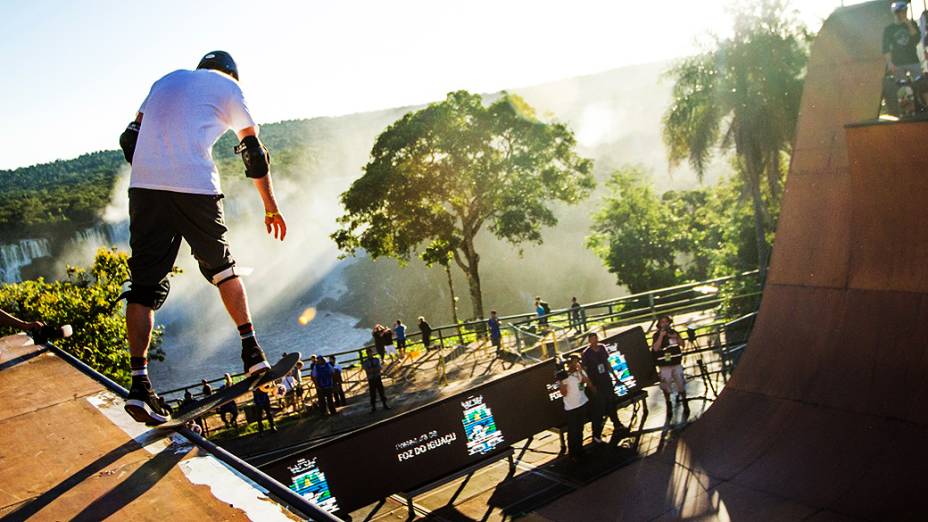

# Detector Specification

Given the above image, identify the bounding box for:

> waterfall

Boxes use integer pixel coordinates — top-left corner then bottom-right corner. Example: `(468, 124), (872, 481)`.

(0, 239), (52, 283)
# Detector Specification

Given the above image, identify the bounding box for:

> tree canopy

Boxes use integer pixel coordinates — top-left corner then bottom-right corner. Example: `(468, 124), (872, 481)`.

(332, 90), (594, 319)
(662, 0), (808, 277)
(588, 165), (767, 304)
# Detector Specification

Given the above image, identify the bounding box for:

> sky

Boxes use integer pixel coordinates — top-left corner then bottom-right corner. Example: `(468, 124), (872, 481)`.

(0, 0), (866, 170)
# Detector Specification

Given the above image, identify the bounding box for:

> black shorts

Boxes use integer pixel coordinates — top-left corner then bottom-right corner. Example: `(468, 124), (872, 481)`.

(128, 188), (235, 286)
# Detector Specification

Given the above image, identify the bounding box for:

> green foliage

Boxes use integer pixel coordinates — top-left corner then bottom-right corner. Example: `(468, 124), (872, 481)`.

(662, 0), (809, 271)
(332, 90), (594, 318)
(588, 165), (775, 304)
(587, 167), (680, 293)
(0, 248), (164, 387)
(0, 151), (124, 234)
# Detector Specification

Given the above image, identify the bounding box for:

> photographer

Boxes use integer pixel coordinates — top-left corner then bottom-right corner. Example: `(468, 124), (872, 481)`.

(651, 315), (689, 415)
(558, 354), (591, 461)
(581, 332), (630, 444)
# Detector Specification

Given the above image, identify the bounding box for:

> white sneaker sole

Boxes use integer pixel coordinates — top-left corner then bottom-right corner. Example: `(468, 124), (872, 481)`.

(125, 399), (171, 424)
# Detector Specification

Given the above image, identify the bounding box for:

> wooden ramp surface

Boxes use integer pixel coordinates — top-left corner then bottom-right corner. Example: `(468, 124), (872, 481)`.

(535, 2), (927, 520)
(0, 333), (298, 521)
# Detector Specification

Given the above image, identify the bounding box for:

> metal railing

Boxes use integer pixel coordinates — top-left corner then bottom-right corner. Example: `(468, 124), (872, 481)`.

(165, 270), (761, 402)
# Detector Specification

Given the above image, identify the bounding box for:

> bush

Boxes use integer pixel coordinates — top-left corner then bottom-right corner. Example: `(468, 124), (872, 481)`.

(0, 248), (165, 387)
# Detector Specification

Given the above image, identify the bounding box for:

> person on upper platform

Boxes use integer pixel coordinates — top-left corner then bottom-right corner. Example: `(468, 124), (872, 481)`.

(884, 2), (922, 79)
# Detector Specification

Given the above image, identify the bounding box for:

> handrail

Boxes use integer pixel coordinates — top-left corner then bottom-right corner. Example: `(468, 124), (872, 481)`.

(44, 341), (342, 522)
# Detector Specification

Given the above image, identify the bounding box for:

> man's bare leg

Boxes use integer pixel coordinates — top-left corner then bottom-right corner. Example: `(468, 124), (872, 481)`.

(218, 277), (251, 326)
(218, 277), (269, 374)
(126, 303), (154, 359)
(124, 302), (171, 423)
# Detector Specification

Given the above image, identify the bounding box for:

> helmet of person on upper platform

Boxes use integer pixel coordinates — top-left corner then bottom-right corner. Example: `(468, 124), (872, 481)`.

(891, 1), (908, 13)
(197, 50), (239, 80)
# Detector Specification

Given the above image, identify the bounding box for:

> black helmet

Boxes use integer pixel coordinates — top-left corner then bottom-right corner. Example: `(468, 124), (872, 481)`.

(197, 50), (238, 80)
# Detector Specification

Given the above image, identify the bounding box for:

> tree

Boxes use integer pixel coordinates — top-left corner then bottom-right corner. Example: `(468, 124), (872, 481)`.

(587, 167), (681, 293)
(332, 90), (594, 319)
(662, 0), (808, 280)
(0, 248), (166, 387)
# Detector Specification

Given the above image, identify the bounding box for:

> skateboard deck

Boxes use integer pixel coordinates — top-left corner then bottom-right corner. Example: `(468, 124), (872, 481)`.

(156, 351), (301, 430)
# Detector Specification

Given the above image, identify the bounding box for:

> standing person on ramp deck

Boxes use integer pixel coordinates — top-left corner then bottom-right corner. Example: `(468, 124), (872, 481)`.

(117, 51), (287, 425)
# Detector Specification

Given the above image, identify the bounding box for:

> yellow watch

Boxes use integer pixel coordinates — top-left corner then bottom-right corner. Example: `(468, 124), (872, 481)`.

(265, 211), (279, 218)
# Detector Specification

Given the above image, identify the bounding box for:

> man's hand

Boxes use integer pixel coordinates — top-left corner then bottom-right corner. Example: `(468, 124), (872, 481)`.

(265, 212), (287, 241)
(24, 320), (45, 331)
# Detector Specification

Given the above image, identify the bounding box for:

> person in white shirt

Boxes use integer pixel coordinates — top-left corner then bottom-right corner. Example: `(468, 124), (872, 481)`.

(118, 51), (287, 426)
(559, 354), (592, 460)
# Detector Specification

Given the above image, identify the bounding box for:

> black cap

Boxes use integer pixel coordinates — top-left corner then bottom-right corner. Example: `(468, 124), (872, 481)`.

(197, 50), (239, 80)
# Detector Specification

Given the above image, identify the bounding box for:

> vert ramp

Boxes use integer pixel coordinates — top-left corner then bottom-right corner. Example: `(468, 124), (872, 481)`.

(537, 2), (926, 520)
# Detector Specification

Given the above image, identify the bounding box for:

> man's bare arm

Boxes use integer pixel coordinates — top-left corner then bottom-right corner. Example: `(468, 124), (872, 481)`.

(236, 126), (287, 241)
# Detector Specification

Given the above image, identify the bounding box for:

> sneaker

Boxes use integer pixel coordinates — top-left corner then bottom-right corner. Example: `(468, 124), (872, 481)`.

(125, 381), (172, 425)
(592, 436), (605, 444)
(242, 344), (270, 376)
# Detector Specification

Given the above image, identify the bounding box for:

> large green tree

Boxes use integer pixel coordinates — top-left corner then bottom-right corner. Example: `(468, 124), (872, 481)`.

(662, 0), (808, 279)
(333, 90), (594, 319)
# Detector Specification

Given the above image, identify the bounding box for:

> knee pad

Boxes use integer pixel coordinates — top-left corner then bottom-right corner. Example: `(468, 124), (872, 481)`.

(203, 263), (240, 286)
(125, 280), (171, 310)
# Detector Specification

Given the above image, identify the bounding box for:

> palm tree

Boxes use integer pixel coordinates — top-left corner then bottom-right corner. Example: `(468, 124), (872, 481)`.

(662, 0), (808, 280)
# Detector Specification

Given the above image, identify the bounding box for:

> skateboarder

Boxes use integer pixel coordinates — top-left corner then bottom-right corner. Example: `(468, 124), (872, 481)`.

(118, 51), (287, 425)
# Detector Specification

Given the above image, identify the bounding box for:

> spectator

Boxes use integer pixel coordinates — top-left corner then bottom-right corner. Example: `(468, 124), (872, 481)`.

(282, 370), (299, 413)
(372, 325), (386, 359)
(534, 296), (545, 327)
(217, 373), (239, 430)
(313, 355), (338, 416)
(394, 320), (407, 358)
(293, 360), (305, 408)
(0, 309), (44, 331)
(487, 310), (502, 356)
(884, 2), (926, 114)
(581, 332), (629, 444)
(201, 378), (213, 398)
(379, 324), (397, 360)
(252, 384), (277, 436)
(418, 317), (433, 351)
(558, 354), (592, 461)
(651, 315), (689, 415)
(180, 389), (208, 436)
(329, 355), (346, 406)
(362, 349), (390, 413)
(569, 297), (587, 333)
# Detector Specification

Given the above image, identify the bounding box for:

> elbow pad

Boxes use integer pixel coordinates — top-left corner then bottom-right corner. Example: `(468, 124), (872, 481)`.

(234, 135), (270, 179)
(119, 121), (140, 164)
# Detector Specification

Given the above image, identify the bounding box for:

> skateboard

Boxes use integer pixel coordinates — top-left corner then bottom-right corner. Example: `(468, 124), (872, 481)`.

(155, 351), (301, 430)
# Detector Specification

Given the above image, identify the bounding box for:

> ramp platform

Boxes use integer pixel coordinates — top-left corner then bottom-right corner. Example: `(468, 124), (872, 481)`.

(0, 333), (326, 521)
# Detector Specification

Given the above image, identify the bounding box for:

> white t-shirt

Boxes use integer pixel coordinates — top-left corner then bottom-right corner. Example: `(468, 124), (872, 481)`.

(130, 69), (256, 195)
(560, 370), (589, 411)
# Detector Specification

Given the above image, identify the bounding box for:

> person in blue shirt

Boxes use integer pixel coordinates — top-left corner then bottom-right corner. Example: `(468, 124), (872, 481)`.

(394, 320), (407, 359)
(362, 349), (390, 413)
(252, 385), (277, 436)
(487, 310), (502, 356)
(312, 356), (338, 416)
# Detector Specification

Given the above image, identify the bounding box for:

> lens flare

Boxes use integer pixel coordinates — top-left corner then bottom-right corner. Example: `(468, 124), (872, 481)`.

(298, 307), (317, 326)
